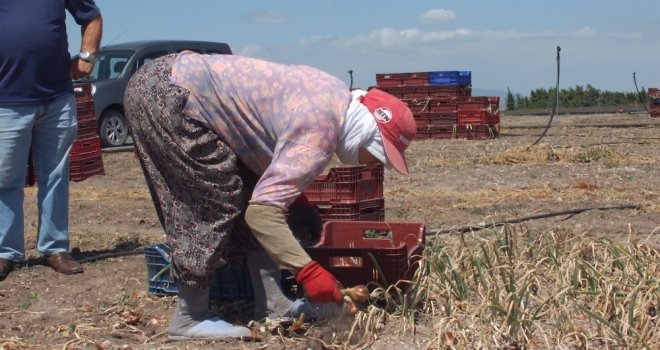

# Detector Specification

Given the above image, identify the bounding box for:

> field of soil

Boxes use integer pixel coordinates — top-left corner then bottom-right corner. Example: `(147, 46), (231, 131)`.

(2, 113), (660, 349)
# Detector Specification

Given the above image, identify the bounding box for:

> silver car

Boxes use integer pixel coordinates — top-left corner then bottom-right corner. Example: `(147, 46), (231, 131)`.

(73, 40), (232, 148)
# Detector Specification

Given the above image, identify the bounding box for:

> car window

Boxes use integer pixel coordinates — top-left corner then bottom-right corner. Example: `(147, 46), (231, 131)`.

(74, 50), (133, 83)
(134, 50), (169, 73)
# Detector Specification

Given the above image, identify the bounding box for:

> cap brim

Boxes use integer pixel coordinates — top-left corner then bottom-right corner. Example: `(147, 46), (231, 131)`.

(382, 139), (409, 175)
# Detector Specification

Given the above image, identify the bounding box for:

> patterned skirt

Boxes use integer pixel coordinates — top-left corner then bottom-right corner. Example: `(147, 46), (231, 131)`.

(124, 54), (261, 290)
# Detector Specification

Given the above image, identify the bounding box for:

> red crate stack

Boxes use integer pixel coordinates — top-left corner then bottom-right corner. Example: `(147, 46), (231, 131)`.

(650, 88), (660, 118)
(400, 72), (430, 87)
(26, 83), (105, 186)
(455, 96), (500, 139)
(303, 164), (385, 223)
(70, 83), (105, 181)
(375, 70), (499, 141)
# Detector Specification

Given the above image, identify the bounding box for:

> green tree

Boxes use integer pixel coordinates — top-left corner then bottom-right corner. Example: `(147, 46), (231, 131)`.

(505, 87), (516, 110)
(509, 85), (646, 109)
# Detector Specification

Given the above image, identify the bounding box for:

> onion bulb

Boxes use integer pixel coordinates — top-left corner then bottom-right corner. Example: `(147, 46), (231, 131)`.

(341, 284), (369, 303)
(344, 298), (358, 315)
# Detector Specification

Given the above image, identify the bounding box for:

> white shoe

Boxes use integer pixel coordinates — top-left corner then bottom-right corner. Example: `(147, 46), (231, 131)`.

(168, 316), (253, 341)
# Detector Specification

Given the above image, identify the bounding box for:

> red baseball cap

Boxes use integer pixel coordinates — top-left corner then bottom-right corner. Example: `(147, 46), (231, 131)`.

(360, 88), (415, 175)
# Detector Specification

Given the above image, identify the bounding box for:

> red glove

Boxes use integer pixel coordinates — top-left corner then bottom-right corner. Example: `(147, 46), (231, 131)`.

(295, 261), (343, 304)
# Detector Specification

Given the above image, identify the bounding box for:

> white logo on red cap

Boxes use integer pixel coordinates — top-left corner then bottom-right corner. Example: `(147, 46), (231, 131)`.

(373, 108), (393, 123)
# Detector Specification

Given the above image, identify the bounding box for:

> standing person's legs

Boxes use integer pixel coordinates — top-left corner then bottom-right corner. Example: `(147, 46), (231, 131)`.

(125, 54), (251, 340)
(0, 103), (37, 278)
(31, 95), (78, 254)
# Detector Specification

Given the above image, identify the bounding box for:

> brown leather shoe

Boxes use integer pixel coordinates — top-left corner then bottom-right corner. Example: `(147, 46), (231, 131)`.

(44, 252), (83, 275)
(0, 258), (13, 280)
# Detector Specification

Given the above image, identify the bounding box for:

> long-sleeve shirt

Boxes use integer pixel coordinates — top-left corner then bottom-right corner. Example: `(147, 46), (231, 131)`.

(170, 52), (352, 210)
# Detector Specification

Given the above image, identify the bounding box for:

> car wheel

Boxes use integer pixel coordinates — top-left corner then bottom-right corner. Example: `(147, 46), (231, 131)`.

(99, 109), (128, 148)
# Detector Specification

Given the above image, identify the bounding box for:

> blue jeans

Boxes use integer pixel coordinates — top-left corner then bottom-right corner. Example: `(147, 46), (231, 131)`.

(0, 94), (78, 261)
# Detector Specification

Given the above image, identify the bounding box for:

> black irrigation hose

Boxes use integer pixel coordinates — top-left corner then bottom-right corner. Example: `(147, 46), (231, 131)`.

(532, 46), (561, 146)
(76, 249), (145, 264)
(347, 70), (354, 90)
(633, 72), (651, 114)
(429, 204), (640, 235)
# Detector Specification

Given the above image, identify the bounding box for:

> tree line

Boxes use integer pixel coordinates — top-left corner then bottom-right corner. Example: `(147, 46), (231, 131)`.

(505, 85), (649, 110)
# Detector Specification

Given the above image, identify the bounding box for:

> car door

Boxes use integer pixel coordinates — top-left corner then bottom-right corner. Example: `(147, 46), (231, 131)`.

(128, 45), (171, 77)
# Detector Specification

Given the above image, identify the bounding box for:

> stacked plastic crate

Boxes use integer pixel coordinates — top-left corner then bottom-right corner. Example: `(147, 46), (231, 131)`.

(70, 83), (105, 181)
(299, 164), (426, 292)
(374, 71), (500, 140)
(455, 95), (501, 140)
(303, 164), (385, 222)
(650, 88), (660, 118)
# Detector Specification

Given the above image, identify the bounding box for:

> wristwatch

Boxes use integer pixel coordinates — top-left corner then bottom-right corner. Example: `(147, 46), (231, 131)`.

(79, 51), (96, 64)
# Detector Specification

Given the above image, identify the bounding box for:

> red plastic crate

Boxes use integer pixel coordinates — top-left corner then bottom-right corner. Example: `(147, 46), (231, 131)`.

(430, 130), (455, 139)
(305, 221), (426, 290)
(651, 105), (660, 118)
(403, 98), (434, 114)
(304, 165), (384, 204)
(487, 112), (501, 125)
(416, 120), (429, 134)
(433, 104), (458, 114)
(76, 120), (99, 141)
(414, 118), (429, 128)
(457, 96), (489, 111)
(76, 101), (96, 123)
(418, 112), (458, 126)
(315, 199), (384, 222)
(458, 110), (487, 125)
(73, 83), (93, 103)
(428, 124), (455, 134)
(430, 97), (459, 111)
(401, 72), (429, 87)
(428, 85), (471, 98)
(70, 156), (105, 181)
(375, 74), (402, 87)
(401, 91), (429, 99)
(70, 137), (103, 162)
(413, 130), (430, 141)
(456, 124), (496, 140)
(649, 88), (659, 99)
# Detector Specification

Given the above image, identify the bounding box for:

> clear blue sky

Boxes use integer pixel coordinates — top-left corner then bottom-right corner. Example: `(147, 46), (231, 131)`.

(66, 1), (660, 96)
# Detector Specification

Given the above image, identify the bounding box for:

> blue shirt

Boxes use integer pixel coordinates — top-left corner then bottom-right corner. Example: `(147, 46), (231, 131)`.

(0, 0), (100, 105)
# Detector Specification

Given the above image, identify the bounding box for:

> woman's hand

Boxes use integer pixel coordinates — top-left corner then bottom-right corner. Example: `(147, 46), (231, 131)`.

(294, 261), (343, 304)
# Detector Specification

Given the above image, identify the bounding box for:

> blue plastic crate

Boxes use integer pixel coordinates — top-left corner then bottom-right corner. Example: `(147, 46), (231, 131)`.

(145, 243), (255, 302)
(429, 71), (471, 86)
